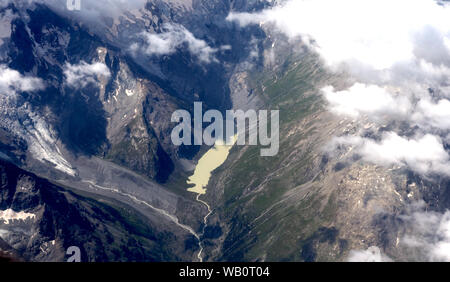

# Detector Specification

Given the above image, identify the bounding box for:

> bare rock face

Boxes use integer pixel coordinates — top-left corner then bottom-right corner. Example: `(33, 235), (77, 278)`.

(202, 30), (450, 262)
(0, 0), (268, 184)
(0, 0), (270, 262)
(0, 4), (176, 183)
(1, 0), (448, 263)
(0, 159), (199, 261)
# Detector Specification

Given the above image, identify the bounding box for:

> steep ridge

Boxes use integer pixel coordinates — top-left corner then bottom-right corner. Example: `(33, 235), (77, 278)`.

(0, 0), (273, 261)
(0, 158), (198, 261)
(204, 30), (450, 261)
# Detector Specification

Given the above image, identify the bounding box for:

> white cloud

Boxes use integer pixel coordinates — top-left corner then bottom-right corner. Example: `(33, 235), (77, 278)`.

(130, 24), (219, 63)
(323, 83), (411, 118)
(228, 2), (450, 179)
(231, 0), (450, 179)
(63, 61), (110, 87)
(0, 65), (44, 95)
(416, 60), (450, 85)
(400, 201), (450, 261)
(73, 0), (147, 17)
(347, 246), (392, 262)
(227, 12), (266, 28)
(227, 0), (450, 70)
(331, 133), (450, 176)
(361, 133), (450, 175)
(323, 80), (450, 132)
(6, 0), (147, 22)
(0, 65), (74, 176)
(413, 99), (450, 130)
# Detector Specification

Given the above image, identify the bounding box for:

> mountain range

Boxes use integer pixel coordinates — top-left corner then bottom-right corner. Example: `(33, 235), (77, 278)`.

(1, 0), (450, 262)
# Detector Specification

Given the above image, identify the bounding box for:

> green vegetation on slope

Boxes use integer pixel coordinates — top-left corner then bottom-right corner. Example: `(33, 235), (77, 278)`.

(211, 53), (345, 261)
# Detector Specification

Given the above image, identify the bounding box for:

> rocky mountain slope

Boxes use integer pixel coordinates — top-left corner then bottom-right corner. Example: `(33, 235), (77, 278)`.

(0, 158), (198, 261)
(1, 0), (449, 262)
(0, 0), (272, 262)
(203, 29), (450, 261)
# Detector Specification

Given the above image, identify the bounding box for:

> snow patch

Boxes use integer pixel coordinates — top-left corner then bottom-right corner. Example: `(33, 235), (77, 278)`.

(26, 115), (76, 176)
(0, 209), (36, 224)
(125, 89), (134, 96)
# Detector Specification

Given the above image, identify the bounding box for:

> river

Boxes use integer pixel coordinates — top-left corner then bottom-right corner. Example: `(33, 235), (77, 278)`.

(187, 136), (237, 262)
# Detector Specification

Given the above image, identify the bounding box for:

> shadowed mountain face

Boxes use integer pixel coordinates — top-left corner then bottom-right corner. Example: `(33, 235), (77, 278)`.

(1, 0), (449, 263)
(0, 0), (270, 262)
(0, 159), (197, 261)
(0, 1), (267, 183)
(4, 3), (169, 179)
